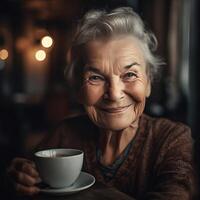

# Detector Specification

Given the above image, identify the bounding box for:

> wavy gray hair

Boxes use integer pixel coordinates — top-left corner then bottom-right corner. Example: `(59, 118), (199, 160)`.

(65, 7), (163, 89)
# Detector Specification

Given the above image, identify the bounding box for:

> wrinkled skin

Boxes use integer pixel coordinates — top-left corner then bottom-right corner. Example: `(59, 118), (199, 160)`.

(79, 36), (151, 131)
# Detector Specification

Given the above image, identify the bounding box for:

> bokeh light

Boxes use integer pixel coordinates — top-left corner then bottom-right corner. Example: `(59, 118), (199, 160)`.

(0, 49), (9, 60)
(35, 50), (46, 61)
(41, 36), (53, 48)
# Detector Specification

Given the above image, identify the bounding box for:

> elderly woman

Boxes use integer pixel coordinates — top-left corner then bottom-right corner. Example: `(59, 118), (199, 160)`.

(7, 7), (195, 199)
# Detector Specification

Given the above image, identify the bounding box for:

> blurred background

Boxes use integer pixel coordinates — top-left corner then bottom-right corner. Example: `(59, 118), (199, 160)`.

(0, 0), (199, 180)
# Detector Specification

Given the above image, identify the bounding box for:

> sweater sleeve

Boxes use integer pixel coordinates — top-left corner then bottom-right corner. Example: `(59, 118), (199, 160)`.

(144, 124), (197, 200)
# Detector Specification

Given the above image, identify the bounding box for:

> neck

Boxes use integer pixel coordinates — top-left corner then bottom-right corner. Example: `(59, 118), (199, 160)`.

(98, 121), (139, 165)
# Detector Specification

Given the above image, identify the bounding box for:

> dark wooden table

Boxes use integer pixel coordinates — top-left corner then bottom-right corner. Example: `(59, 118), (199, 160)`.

(30, 182), (135, 200)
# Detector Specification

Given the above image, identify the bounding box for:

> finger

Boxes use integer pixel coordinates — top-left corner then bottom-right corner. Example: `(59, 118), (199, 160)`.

(15, 183), (40, 196)
(11, 157), (33, 166)
(21, 162), (40, 178)
(12, 170), (39, 186)
(12, 158), (36, 170)
(10, 158), (39, 179)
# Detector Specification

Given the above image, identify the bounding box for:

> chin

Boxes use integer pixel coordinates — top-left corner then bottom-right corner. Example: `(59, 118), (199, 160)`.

(100, 118), (135, 131)
(103, 125), (130, 131)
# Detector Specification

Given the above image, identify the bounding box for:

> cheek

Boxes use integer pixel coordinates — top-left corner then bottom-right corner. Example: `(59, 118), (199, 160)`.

(126, 82), (147, 102)
(79, 85), (104, 106)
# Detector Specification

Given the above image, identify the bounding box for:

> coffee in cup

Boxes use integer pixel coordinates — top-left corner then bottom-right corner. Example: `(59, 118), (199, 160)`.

(34, 148), (83, 188)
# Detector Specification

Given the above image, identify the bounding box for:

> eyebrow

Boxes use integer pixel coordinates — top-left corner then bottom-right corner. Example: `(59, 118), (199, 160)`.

(124, 62), (140, 69)
(84, 66), (103, 74)
(84, 62), (140, 74)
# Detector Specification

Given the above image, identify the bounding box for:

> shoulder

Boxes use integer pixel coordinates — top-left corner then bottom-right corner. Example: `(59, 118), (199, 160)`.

(139, 115), (196, 199)
(55, 113), (97, 138)
(139, 114), (194, 173)
(37, 113), (96, 150)
(139, 114), (192, 147)
(141, 113), (191, 136)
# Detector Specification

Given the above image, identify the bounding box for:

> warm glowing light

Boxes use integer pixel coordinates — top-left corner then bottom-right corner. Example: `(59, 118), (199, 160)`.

(41, 36), (53, 48)
(0, 49), (9, 60)
(35, 50), (46, 61)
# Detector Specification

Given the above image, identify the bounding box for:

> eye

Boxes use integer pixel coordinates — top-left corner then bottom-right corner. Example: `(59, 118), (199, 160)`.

(122, 72), (137, 81)
(88, 74), (105, 84)
(89, 75), (103, 81)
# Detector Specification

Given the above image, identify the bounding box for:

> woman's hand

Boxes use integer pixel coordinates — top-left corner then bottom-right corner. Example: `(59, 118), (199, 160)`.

(7, 157), (41, 195)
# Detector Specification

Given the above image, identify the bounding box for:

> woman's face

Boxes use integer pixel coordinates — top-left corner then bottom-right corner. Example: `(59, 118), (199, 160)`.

(78, 36), (151, 130)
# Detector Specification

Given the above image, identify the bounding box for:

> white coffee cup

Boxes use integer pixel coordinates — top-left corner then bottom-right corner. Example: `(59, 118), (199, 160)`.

(34, 148), (83, 188)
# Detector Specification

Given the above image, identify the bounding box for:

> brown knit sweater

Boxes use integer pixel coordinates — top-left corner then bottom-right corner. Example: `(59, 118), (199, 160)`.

(36, 114), (196, 199)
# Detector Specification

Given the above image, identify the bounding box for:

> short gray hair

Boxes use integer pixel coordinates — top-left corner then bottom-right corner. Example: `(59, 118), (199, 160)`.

(65, 7), (163, 89)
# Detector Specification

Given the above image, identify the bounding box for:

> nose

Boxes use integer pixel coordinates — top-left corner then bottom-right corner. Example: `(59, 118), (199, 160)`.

(104, 78), (124, 101)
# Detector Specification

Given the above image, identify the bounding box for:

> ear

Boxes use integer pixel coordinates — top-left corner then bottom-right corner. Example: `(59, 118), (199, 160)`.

(146, 80), (151, 97)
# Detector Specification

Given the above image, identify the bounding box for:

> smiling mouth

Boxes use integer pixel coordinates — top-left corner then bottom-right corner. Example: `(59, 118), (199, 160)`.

(99, 104), (132, 113)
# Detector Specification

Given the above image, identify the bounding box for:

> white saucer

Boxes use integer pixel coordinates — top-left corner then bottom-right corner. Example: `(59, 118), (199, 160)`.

(40, 172), (95, 195)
